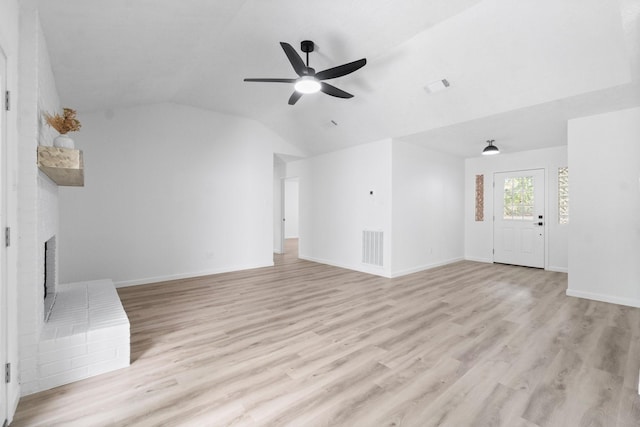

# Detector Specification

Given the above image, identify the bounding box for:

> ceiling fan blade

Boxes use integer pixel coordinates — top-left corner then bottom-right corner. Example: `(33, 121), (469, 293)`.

(280, 42), (307, 76)
(315, 58), (367, 80)
(288, 91), (303, 105)
(320, 82), (353, 99)
(244, 78), (297, 83)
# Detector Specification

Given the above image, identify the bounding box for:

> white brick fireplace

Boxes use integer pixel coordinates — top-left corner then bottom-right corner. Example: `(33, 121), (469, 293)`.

(18, 173), (130, 396)
(18, 4), (130, 395)
(19, 171), (130, 395)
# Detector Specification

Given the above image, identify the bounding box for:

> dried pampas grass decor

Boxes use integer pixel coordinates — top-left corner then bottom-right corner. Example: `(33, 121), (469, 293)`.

(44, 108), (82, 135)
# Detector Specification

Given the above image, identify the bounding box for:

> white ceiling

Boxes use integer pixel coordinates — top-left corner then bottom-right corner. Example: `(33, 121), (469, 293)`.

(37, 0), (640, 158)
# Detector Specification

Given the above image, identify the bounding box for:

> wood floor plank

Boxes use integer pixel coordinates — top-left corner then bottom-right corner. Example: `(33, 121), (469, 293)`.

(11, 239), (640, 426)
(521, 349), (585, 427)
(466, 382), (530, 427)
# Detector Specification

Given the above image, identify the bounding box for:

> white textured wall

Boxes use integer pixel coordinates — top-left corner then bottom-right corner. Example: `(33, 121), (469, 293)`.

(464, 146), (568, 272)
(391, 141), (464, 276)
(567, 107), (640, 307)
(59, 103), (277, 286)
(289, 139), (393, 277)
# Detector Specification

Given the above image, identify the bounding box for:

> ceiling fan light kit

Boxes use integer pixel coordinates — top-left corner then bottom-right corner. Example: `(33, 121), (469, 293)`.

(244, 40), (366, 105)
(482, 139), (500, 155)
(294, 76), (321, 94)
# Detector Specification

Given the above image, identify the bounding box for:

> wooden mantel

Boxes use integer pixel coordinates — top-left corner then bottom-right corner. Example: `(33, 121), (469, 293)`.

(37, 146), (84, 187)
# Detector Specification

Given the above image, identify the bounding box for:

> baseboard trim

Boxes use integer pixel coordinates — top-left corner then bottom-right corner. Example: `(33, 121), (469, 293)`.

(115, 262), (275, 288)
(566, 289), (640, 308)
(298, 255), (465, 279)
(390, 258), (464, 278)
(9, 386), (20, 424)
(464, 256), (493, 263)
(465, 257), (568, 273)
(298, 255), (392, 278)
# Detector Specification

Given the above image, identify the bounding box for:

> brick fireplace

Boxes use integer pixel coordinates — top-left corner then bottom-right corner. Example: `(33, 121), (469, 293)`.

(19, 172), (130, 395)
(17, 7), (130, 395)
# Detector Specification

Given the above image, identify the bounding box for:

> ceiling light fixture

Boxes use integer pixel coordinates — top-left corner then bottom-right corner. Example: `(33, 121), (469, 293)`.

(482, 139), (500, 156)
(294, 76), (321, 94)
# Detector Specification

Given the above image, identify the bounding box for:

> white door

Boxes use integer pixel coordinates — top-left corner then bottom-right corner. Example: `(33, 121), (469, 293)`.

(493, 169), (545, 268)
(0, 46), (8, 426)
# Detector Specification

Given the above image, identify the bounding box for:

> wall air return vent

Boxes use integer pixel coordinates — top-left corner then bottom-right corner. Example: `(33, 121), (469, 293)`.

(362, 230), (383, 267)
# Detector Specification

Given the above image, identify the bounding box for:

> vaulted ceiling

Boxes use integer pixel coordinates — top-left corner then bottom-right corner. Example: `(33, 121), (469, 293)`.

(37, 0), (640, 158)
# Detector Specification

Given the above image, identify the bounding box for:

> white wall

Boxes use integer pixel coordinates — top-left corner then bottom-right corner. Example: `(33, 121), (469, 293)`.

(289, 139), (393, 277)
(289, 139), (466, 278)
(391, 141), (464, 276)
(464, 146), (568, 272)
(58, 103), (279, 286)
(0, 0), (21, 419)
(284, 179), (299, 239)
(567, 107), (640, 307)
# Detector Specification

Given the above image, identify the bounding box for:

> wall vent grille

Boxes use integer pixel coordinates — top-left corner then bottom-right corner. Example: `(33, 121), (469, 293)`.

(362, 230), (383, 267)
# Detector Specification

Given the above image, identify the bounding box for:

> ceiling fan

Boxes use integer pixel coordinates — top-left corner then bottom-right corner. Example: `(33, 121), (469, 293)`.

(244, 40), (366, 105)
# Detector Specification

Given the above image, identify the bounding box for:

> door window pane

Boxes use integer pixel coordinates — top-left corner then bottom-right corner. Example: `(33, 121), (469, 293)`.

(503, 176), (534, 220)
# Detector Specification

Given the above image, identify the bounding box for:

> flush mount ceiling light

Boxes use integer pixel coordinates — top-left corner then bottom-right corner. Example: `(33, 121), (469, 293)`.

(482, 139), (500, 155)
(294, 76), (321, 94)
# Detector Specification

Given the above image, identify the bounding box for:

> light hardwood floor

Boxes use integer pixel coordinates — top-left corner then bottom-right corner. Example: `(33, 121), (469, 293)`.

(12, 239), (640, 426)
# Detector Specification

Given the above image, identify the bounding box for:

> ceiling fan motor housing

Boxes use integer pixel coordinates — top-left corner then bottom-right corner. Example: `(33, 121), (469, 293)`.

(301, 40), (315, 53)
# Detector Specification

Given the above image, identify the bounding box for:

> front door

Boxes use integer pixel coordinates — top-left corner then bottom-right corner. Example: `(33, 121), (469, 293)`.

(493, 169), (545, 268)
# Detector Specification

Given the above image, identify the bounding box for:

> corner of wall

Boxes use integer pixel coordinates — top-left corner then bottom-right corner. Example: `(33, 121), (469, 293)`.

(567, 107), (640, 307)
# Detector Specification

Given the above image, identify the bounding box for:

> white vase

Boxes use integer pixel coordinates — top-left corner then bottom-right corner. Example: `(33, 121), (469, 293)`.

(54, 134), (74, 149)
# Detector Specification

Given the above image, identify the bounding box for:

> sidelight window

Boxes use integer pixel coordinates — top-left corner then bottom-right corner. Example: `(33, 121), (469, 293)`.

(558, 167), (569, 224)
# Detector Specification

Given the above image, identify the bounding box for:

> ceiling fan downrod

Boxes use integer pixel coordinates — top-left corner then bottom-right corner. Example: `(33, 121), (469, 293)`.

(300, 40), (314, 69)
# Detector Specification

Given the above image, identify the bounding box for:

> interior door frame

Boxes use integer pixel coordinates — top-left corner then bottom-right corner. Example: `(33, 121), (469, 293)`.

(279, 177), (286, 254)
(492, 168), (548, 269)
(0, 44), (9, 426)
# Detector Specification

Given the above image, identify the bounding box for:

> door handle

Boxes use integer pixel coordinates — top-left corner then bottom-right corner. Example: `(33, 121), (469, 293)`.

(534, 222), (543, 226)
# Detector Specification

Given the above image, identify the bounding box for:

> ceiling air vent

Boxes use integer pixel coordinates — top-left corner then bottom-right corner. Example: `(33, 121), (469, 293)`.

(424, 79), (450, 93)
(322, 119), (339, 129)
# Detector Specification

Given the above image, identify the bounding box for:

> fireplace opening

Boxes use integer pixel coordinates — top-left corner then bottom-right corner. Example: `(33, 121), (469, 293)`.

(44, 236), (57, 321)
(44, 241), (48, 299)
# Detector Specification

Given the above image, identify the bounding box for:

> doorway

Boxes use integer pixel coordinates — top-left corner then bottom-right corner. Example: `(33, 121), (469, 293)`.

(493, 169), (545, 268)
(281, 177), (299, 256)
